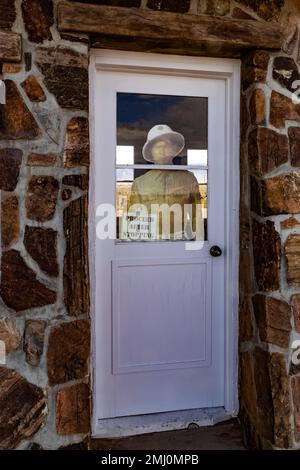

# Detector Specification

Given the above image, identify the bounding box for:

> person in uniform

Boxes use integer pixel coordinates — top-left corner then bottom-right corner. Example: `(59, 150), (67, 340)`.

(128, 124), (204, 241)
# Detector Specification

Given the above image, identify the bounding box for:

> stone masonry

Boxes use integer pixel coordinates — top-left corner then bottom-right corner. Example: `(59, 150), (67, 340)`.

(0, 0), (89, 449)
(1, 0), (300, 450)
(239, 0), (300, 449)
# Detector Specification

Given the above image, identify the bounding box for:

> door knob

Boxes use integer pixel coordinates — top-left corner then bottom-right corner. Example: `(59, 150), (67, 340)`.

(210, 245), (222, 257)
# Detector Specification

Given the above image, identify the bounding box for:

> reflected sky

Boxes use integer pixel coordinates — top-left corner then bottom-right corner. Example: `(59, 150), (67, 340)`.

(117, 93), (208, 165)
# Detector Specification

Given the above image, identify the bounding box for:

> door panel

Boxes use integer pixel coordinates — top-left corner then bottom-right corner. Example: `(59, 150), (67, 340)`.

(112, 258), (212, 374)
(94, 68), (226, 419)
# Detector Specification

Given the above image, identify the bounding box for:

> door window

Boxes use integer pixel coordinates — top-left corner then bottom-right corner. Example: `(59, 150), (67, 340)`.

(116, 93), (208, 241)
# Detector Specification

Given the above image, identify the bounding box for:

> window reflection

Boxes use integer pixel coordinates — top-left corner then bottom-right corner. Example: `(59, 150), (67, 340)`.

(116, 93), (208, 241)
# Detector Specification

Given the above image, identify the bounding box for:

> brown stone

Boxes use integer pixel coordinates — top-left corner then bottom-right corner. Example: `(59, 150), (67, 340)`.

(252, 295), (291, 348)
(21, 0), (54, 43)
(0, 317), (21, 354)
(240, 144), (248, 207)
(1, 196), (19, 249)
(47, 320), (90, 385)
(280, 216), (300, 230)
(247, 348), (291, 448)
(235, 0), (284, 21)
(292, 377), (300, 442)
(27, 153), (58, 167)
(0, 0), (16, 30)
(0, 367), (47, 449)
(232, 7), (255, 19)
(26, 176), (59, 222)
(250, 176), (262, 215)
(0, 250), (56, 312)
(0, 31), (20, 62)
(56, 383), (90, 435)
(288, 127), (300, 167)
(24, 226), (59, 277)
(249, 89), (266, 125)
(35, 45), (88, 68)
(0, 80), (41, 140)
(298, 36), (300, 65)
(240, 93), (250, 137)
(35, 46), (88, 110)
(206, 0), (230, 16)
(239, 249), (254, 294)
(21, 75), (46, 102)
(239, 409), (259, 450)
(2, 64), (22, 74)
(291, 295), (300, 334)
(252, 348), (274, 443)
(239, 296), (254, 342)
(248, 128), (288, 176)
(147, 0), (190, 13)
(285, 234), (300, 286)
(282, 13), (298, 56)
(63, 117), (89, 168)
(269, 352), (291, 448)
(62, 174), (89, 191)
(64, 195), (89, 316)
(62, 189), (72, 201)
(0, 148), (22, 191)
(241, 51), (270, 91)
(273, 57), (300, 93)
(262, 173), (300, 216)
(270, 91), (300, 129)
(25, 52), (32, 71)
(240, 206), (250, 250)
(252, 219), (280, 292)
(239, 352), (257, 421)
(23, 319), (47, 367)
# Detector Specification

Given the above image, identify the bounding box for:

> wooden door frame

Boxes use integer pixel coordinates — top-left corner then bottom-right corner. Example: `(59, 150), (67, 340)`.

(89, 49), (240, 437)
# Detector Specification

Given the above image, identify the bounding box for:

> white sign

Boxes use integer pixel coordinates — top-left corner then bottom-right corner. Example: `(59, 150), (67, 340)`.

(121, 212), (157, 240)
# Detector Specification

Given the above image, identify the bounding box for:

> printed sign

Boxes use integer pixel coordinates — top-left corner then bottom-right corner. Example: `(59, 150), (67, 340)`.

(121, 212), (157, 240)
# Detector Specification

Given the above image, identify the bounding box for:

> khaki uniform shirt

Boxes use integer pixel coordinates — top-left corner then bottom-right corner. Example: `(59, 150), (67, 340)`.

(128, 169), (204, 240)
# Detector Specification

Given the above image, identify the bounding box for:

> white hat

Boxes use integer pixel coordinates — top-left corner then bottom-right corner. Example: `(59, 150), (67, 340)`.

(142, 124), (185, 163)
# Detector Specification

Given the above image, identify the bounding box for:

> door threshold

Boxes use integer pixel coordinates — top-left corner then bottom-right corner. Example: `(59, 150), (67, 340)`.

(93, 407), (234, 438)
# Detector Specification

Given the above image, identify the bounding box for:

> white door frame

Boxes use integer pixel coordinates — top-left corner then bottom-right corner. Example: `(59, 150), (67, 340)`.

(89, 49), (240, 437)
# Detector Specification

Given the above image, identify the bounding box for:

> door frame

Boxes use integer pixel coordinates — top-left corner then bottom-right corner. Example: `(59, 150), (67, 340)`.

(89, 49), (240, 437)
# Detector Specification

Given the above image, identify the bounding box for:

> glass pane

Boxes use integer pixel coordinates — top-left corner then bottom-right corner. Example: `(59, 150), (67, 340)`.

(117, 93), (208, 166)
(116, 92), (208, 241)
(116, 168), (207, 241)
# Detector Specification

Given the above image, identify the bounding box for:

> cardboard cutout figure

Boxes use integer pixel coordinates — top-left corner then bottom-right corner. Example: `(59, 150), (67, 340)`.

(129, 125), (204, 240)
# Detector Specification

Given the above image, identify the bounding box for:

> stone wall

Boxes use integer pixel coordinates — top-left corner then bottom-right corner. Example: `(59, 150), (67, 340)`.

(239, 0), (300, 449)
(0, 0), (90, 449)
(0, 0), (300, 450)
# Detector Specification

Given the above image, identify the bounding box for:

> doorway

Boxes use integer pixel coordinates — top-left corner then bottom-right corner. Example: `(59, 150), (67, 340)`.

(90, 50), (240, 437)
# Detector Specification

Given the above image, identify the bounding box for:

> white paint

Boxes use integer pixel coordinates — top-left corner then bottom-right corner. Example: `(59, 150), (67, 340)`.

(89, 50), (240, 436)
(95, 406), (230, 438)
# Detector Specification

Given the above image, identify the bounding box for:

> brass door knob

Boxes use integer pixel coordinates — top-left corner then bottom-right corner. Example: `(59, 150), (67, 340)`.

(210, 245), (222, 257)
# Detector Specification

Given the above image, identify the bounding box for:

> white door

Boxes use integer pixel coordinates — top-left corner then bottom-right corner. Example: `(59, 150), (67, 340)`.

(92, 52), (236, 421)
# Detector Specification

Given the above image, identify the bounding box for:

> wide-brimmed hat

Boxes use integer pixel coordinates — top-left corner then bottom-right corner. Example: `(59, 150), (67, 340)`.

(142, 124), (185, 163)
